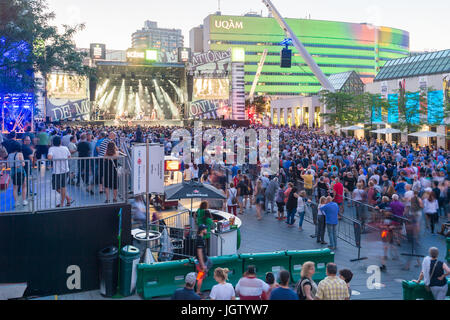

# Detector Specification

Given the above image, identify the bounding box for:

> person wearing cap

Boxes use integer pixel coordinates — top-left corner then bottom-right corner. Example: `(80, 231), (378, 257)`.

(171, 272), (201, 300)
(235, 265), (270, 300)
(195, 224), (213, 296)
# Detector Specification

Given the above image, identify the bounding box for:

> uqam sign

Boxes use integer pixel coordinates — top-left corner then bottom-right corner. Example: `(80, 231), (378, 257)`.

(213, 19), (244, 30)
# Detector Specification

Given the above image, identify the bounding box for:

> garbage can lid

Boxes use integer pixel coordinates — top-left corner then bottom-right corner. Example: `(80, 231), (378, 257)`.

(120, 245), (140, 257)
(99, 246), (118, 257)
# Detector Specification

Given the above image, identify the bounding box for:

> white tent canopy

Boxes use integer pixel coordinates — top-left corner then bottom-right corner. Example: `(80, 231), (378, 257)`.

(340, 125), (364, 131)
(408, 131), (446, 138)
(370, 128), (402, 134)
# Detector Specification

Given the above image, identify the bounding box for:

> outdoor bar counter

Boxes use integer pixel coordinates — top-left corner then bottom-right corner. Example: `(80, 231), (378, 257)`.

(208, 210), (242, 256)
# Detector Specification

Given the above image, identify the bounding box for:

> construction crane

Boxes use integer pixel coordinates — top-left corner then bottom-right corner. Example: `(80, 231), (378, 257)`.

(261, 0), (336, 92)
(248, 49), (268, 102)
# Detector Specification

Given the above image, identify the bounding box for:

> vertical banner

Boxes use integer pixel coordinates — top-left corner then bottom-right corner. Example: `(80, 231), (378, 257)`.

(444, 74), (450, 106)
(388, 94), (399, 124)
(132, 145), (165, 195)
(419, 76), (428, 123)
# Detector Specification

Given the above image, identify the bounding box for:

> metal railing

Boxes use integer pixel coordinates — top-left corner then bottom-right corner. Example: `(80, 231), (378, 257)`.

(296, 178), (428, 260)
(0, 159), (33, 214)
(0, 156), (128, 214)
(34, 156), (127, 211)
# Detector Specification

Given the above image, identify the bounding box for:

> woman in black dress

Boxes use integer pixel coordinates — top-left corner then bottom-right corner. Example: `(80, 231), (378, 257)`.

(104, 142), (119, 203)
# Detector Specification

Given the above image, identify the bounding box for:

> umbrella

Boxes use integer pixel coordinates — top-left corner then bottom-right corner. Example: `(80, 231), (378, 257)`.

(165, 180), (226, 200)
(165, 180), (226, 214)
(370, 128), (402, 134)
(340, 125), (364, 131)
(408, 131), (446, 138)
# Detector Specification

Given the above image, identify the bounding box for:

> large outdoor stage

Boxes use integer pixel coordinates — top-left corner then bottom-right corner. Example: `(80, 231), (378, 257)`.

(92, 62), (187, 121)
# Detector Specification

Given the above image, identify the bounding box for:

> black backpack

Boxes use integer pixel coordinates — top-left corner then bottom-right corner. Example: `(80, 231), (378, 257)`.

(295, 277), (311, 300)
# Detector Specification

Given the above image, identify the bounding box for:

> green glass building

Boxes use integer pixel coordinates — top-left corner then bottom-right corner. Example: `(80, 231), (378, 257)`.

(193, 14), (410, 96)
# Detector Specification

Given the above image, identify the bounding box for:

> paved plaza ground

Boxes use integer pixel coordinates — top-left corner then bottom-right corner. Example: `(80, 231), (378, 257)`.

(54, 199), (448, 301)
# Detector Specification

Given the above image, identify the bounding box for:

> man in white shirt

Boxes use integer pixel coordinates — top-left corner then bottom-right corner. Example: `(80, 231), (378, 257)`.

(48, 135), (73, 208)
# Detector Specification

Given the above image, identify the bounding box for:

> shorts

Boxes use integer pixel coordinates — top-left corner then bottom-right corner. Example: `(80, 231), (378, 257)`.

(36, 145), (49, 160)
(195, 259), (213, 280)
(52, 173), (68, 190)
(11, 170), (26, 186)
(256, 195), (264, 204)
(277, 201), (285, 213)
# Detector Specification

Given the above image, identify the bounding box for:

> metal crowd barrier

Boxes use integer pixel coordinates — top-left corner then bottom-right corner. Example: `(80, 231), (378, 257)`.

(0, 156), (128, 214)
(34, 156), (127, 211)
(0, 159), (33, 214)
(297, 178), (424, 260)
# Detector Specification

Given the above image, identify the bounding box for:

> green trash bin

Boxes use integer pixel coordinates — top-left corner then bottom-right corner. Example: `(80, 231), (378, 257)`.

(119, 246), (141, 297)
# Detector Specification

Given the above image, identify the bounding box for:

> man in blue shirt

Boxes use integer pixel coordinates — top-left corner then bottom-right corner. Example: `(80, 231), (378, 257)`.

(269, 270), (298, 300)
(320, 197), (339, 250)
(231, 163), (240, 178)
(171, 272), (201, 300)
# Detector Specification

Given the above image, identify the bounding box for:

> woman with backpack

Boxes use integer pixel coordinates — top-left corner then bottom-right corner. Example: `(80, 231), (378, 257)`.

(7, 142), (28, 207)
(275, 183), (286, 221)
(226, 182), (238, 216)
(414, 247), (450, 300)
(286, 187), (299, 227)
(295, 261), (317, 300)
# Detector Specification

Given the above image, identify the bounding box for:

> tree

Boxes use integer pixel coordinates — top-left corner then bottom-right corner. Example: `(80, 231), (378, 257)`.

(319, 90), (367, 128)
(392, 87), (428, 134)
(0, 0), (89, 95)
(245, 95), (267, 115)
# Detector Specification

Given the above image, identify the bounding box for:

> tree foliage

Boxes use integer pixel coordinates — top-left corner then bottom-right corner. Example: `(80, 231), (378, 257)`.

(245, 95), (267, 115)
(319, 90), (375, 128)
(0, 0), (89, 94)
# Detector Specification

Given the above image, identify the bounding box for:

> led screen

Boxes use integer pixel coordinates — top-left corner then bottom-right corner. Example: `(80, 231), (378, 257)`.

(193, 78), (229, 101)
(47, 74), (88, 100)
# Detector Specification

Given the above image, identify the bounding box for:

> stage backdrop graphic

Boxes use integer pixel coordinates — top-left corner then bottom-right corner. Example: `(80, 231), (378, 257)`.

(46, 74), (90, 121)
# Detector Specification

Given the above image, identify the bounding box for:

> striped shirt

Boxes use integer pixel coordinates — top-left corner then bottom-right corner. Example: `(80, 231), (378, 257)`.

(98, 138), (112, 157)
(235, 276), (269, 300)
(316, 276), (349, 300)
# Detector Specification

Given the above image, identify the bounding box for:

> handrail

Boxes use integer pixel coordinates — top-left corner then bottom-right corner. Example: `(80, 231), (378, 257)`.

(151, 209), (191, 226)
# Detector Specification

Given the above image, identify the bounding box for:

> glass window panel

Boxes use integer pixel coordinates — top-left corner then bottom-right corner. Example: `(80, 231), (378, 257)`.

(418, 54), (427, 61)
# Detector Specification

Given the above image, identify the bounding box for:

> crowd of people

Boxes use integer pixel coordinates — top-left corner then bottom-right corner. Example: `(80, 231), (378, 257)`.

(1, 122), (449, 299)
(0, 124), (126, 208)
(173, 222), (354, 300)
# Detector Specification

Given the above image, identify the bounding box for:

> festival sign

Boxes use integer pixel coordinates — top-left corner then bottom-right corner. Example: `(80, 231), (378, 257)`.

(46, 98), (90, 121)
(190, 50), (231, 76)
(187, 99), (229, 120)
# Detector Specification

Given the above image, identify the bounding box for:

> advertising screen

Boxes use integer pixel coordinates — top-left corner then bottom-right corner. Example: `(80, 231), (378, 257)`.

(90, 43), (106, 60)
(193, 78), (229, 101)
(46, 74), (88, 100)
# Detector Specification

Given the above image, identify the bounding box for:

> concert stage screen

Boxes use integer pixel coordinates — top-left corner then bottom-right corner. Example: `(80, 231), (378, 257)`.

(93, 63), (187, 121)
(193, 78), (229, 101)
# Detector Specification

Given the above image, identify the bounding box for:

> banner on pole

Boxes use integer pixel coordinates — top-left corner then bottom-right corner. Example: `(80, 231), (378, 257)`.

(132, 145), (165, 195)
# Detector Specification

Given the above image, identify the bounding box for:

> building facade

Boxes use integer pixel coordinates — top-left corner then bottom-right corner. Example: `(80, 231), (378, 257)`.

(132, 20), (184, 54)
(191, 14), (409, 97)
(366, 49), (450, 149)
